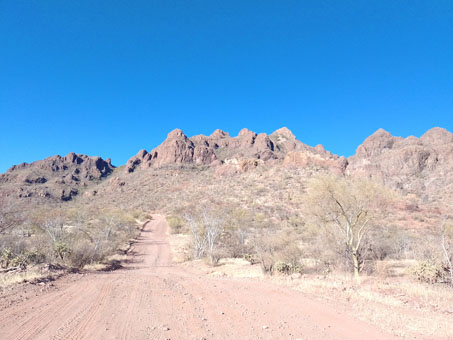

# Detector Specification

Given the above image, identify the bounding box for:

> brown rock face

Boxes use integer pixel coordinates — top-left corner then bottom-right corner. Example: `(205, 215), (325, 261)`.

(126, 129), (217, 172)
(126, 126), (354, 175)
(0, 153), (114, 201)
(283, 151), (347, 174)
(127, 127), (290, 172)
(347, 127), (453, 202)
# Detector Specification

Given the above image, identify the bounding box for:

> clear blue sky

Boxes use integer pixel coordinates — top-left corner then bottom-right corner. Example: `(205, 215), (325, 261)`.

(1, 1), (452, 172)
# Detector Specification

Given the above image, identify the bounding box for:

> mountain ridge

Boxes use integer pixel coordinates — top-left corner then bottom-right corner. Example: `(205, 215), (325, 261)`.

(1, 127), (451, 203)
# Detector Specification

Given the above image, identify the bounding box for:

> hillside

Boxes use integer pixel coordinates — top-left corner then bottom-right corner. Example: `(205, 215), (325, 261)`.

(1, 127), (452, 209)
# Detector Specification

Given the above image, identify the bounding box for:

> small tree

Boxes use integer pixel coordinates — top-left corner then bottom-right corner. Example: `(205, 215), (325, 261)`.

(184, 212), (208, 259)
(0, 197), (22, 234)
(304, 174), (392, 280)
(184, 209), (224, 265)
(440, 216), (453, 287)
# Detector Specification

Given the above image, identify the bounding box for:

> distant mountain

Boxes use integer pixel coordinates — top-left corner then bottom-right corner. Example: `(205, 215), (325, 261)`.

(1, 127), (451, 205)
(0, 153), (114, 201)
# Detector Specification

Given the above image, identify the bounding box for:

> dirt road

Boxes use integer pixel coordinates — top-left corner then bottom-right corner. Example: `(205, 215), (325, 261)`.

(0, 216), (396, 340)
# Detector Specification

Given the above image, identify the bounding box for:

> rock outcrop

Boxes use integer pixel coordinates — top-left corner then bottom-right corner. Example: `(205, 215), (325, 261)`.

(347, 127), (453, 202)
(3, 126), (451, 205)
(126, 129), (217, 172)
(0, 153), (114, 201)
(126, 127), (344, 173)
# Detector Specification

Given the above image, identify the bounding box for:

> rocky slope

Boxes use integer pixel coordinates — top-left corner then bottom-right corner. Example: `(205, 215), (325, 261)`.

(125, 127), (346, 175)
(1, 127), (451, 205)
(0, 153), (114, 201)
(347, 127), (453, 203)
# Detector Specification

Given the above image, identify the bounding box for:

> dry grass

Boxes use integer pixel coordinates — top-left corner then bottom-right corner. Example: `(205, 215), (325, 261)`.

(175, 249), (453, 339)
(280, 272), (453, 339)
(0, 267), (53, 288)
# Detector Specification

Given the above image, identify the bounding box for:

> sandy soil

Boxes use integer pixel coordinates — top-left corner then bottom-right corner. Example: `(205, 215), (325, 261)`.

(0, 216), (400, 340)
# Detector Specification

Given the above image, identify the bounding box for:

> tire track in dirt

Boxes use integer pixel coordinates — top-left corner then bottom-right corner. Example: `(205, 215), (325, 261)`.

(61, 279), (115, 340)
(6, 283), (89, 340)
(0, 280), (86, 325)
(117, 278), (141, 340)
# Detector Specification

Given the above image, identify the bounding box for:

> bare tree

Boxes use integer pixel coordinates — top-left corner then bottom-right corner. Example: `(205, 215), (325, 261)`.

(184, 212), (207, 259)
(184, 209), (224, 265)
(440, 216), (453, 287)
(0, 197), (22, 234)
(202, 210), (223, 265)
(304, 174), (392, 280)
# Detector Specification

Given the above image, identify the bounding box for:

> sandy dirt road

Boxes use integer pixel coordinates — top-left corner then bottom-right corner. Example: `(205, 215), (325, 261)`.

(0, 216), (397, 340)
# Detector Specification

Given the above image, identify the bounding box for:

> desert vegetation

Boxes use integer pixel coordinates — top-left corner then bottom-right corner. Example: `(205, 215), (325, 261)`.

(0, 200), (144, 285)
(124, 168), (452, 290)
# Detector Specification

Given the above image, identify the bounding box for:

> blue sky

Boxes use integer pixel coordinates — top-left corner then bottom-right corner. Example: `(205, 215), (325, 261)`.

(1, 1), (452, 172)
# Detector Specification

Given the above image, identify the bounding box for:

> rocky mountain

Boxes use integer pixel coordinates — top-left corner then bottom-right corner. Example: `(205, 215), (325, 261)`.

(0, 153), (114, 201)
(346, 127), (453, 202)
(124, 126), (452, 203)
(125, 127), (346, 175)
(1, 126), (451, 205)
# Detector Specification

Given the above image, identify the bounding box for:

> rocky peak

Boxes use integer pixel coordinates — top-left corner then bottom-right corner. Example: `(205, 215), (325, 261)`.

(314, 144), (325, 152)
(347, 127), (453, 202)
(0, 153), (115, 201)
(210, 129), (229, 139)
(167, 129), (187, 140)
(272, 127), (295, 139)
(126, 128), (216, 172)
(354, 128), (397, 158)
(420, 127), (453, 146)
(238, 128), (257, 138)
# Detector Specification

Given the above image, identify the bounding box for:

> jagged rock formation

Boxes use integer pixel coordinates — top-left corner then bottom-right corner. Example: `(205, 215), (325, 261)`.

(125, 126), (452, 202)
(126, 127), (345, 174)
(1, 126), (451, 205)
(0, 153), (114, 201)
(126, 129), (217, 172)
(347, 127), (453, 202)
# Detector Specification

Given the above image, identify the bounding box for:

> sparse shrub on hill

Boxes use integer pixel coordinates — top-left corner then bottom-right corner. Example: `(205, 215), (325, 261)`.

(254, 228), (303, 275)
(440, 215), (453, 287)
(410, 260), (445, 284)
(167, 216), (185, 234)
(303, 174), (393, 280)
(0, 197), (23, 235)
(184, 208), (224, 266)
(0, 205), (140, 272)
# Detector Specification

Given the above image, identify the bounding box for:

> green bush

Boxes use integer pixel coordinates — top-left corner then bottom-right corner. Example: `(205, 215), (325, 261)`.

(1, 249), (44, 269)
(243, 253), (258, 265)
(410, 260), (444, 284)
(274, 260), (303, 275)
(54, 242), (71, 261)
(166, 216), (185, 234)
(1, 248), (14, 268)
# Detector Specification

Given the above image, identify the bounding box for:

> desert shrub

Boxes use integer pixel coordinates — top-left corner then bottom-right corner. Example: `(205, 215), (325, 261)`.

(167, 216), (185, 234)
(220, 229), (252, 258)
(54, 242), (71, 261)
(131, 210), (142, 219)
(0, 248), (14, 268)
(253, 228), (302, 274)
(11, 250), (43, 269)
(259, 253), (275, 274)
(0, 248), (44, 269)
(243, 253), (258, 265)
(410, 260), (445, 284)
(67, 240), (98, 269)
(141, 212), (153, 220)
(279, 261), (302, 275)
